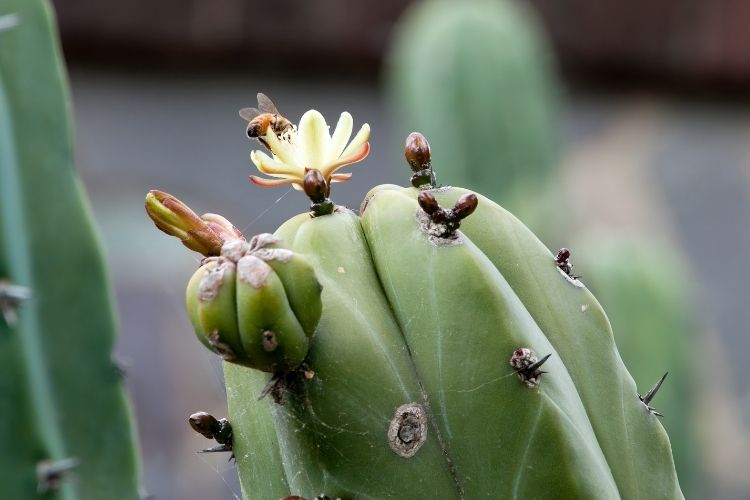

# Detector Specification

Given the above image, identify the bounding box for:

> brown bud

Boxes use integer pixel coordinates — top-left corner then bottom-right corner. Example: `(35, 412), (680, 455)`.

(452, 193), (478, 220)
(303, 169), (328, 202)
(417, 191), (440, 215)
(189, 412), (221, 439)
(404, 132), (431, 172)
(555, 247), (570, 264)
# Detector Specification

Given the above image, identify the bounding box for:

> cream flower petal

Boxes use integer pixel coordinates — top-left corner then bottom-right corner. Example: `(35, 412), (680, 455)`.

(249, 175), (299, 187)
(320, 142), (370, 178)
(298, 110), (331, 170)
(329, 112), (353, 159)
(250, 150), (303, 177)
(340, 123), (370, 159)
(330, 172), (353, 183)
(264, 128), (299, 168)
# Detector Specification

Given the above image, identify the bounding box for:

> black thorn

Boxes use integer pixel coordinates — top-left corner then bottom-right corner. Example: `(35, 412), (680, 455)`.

(518, 353), (552, 375)
(198, 443), (233, 454)
(640, 372), (668, 406)
(258, 373), (281, 401)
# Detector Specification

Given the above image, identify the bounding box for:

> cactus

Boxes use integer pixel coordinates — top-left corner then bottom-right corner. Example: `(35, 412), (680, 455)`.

(388, 2), (704, 496)
(148, 94), (683, 498)
(576, 234), (701, 496)
(386, 0), (560, 233)
(0, 1), (141, 498)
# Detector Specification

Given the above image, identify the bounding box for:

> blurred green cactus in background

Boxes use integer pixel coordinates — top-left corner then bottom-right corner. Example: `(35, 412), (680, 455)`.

(0, 0), (141, 498)
(386, 0), (560, 236)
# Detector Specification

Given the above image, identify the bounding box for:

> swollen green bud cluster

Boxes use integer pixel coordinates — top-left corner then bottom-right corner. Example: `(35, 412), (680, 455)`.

(185, 233), (322, 373)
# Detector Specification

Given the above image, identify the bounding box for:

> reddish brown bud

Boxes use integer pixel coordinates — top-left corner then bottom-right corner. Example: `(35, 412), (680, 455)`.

(303, 169), (328, 203)
(188, 412), (221, 439)
(404, 132), (431, 172)
(452, 193), (478, 220)
(555, 248), (571, 264)
(417, 192), (440, 215)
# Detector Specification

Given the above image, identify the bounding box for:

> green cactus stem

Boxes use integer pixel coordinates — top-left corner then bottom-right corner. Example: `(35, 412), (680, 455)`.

(148, 97), (683, 497)
(0, 1), (141, 498)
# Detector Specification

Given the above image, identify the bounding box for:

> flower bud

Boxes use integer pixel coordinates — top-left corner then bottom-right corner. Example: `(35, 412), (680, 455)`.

(303, 169), (329, 203)
(404, 132), (431, 172)
(417, 192), (440, 216)
(452, 193), (478, 220)
(145, 190), (244, 256)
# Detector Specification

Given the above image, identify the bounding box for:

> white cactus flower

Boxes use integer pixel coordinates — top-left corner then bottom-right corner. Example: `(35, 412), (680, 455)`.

(249, 109), (370, 190)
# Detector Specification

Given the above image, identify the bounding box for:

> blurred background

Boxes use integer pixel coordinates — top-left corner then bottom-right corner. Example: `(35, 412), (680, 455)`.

(50, 0), (749, 498)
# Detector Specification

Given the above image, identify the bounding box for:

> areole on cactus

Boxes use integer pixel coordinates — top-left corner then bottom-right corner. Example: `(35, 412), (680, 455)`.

(146, 100), (683, 499)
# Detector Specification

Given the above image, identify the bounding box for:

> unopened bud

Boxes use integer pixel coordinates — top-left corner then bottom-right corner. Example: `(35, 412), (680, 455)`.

(452, 193), (478, 220)
(417, 192), (440, 216)
(145, 190), (243, 256)
(405, 132), (431, 172)
(303, 169), (328, 203)
(189, 412), (221, 439)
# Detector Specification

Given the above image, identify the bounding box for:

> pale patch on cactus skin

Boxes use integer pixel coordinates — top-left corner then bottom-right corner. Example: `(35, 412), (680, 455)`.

(220, 239), (249, 262)
(248, 233), (282, 250)
(237, 255), (272, 288)
(198, 261), (233, 301)
(253, 248), (294, 263)
(557, 267), (584, 288)
(388, 403), (428, 458)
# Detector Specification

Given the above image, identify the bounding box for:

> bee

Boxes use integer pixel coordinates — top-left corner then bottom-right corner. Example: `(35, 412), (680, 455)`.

(239, 93), (295, 150)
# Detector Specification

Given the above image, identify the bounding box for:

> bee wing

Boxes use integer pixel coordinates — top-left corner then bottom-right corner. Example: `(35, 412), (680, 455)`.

(256, 93), (280, 114)
(239, 107), (262, 122)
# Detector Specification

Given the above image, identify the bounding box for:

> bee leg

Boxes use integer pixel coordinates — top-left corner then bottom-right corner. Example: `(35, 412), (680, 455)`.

(258, 136), (272, 152)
